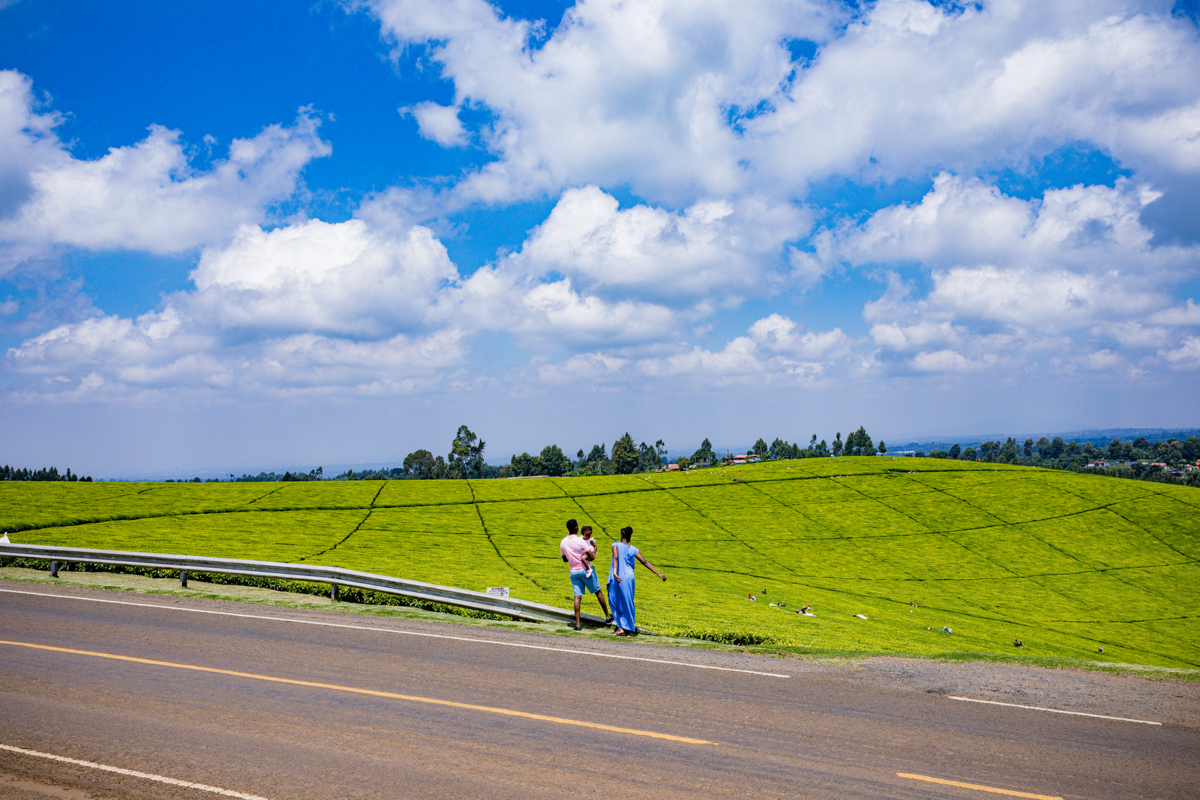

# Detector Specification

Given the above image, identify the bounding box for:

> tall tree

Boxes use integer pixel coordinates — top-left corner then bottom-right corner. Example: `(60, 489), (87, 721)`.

(611, 433), (639, 474)
(832, 432), (843, 457)
(1049, 436), (1066, 459)
(510, 452), (534, 477)
(448, 425), (486, 478)
(752, 438), (769, 457)
(637, 441), (661, 473)
(538, 444), (570, 477)
(844, 427), (875, 456)
(692, 438), (715, 463)
(403, 449), (438, 479)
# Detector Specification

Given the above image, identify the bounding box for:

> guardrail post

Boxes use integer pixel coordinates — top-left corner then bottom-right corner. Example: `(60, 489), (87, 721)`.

(179, 570), (188, 588)
(330, 583), (339, 602)
(50, 561), (60, 578)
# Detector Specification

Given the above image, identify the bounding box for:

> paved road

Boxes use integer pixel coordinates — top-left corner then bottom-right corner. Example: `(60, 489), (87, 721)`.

(0, 583), (1196, 800)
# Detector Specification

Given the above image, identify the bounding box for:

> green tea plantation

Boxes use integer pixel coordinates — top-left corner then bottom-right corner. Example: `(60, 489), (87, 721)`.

(3, 457), (1198, 668)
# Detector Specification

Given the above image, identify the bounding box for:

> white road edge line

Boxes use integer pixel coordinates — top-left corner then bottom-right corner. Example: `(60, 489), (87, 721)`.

(0, 743), (272, 800)
(948, 696), (1161, 725)
(0, 588), (790, 679)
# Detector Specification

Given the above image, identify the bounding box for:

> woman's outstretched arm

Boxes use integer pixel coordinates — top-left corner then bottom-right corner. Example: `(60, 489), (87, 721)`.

(635, 551), (666, 581)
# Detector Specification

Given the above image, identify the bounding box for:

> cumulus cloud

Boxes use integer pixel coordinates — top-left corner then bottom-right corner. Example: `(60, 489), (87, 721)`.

(1159, 336), (1200, 368)
(795, 171), (1200, 376)
(631, 313), (849, 385)
(0, 70), (331, 270)
(822, 173), (1182, 277)
(4, 212), (684, 399)
(186, 219), (457, 337)
(4, 214), (468, 398)
(404, 101), (469, 147)
(10, 0), (1200, 404)
(369, 0), (835, 203)
(512, 186), (809, 300)
(5, 302), (468, 400)
(450, 265), (678, 350)
(366, 0), (1200, 206)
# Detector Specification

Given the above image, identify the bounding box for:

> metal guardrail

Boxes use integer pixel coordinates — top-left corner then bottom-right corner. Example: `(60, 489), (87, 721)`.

(0, 543), (607, 627)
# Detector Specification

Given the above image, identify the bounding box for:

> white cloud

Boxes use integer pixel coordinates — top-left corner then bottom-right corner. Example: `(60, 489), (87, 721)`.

(3, 214), (469, 398)
(748, 313), (850, 360)
(369, 0), (835, 203)
(5, 304), (466, 399)
(1150, 299), (1200, 326)
(405, 102), (468, 147)
(366, 0), (1200, 205)
(869, 320), (961, 353)
(807, 171), (1200, 376)
(513, 186), (808, 300)
(536, 352), (629, 385)
(187, 219), (457, 337)
(823, 173), (1182, 277)
(632, 313), (847, 385)
(1091, 321), (1170, 350)
(1160, 336), (1200, 367)
(0, 70), (331, 268)
(450, 266), (678, 350)
(3, 211), (685, 398)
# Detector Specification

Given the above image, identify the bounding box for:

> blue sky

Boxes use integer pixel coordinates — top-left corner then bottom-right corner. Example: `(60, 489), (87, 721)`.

(1, 0), (1198, 477)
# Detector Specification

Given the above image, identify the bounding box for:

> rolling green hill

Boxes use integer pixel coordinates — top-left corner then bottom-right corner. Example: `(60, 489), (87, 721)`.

(3, 458), (1198, 668)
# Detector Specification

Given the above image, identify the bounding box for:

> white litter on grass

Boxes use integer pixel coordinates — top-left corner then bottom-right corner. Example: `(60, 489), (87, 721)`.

(801, 612), (816, 617)
(854, 614), (869, 620)
(0, 532), (9, 544)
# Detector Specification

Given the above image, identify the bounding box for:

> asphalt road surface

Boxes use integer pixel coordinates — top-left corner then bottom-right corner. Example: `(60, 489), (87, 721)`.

(1, 583), (1196, 800)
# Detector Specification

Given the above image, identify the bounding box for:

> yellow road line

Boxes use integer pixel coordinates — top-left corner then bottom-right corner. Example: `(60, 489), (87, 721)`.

(898, 773), (1063, 799)
(0, 639), (712, 745)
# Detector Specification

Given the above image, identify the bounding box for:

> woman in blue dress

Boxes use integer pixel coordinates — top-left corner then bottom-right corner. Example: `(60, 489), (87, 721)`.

(607, 526), (666, 636)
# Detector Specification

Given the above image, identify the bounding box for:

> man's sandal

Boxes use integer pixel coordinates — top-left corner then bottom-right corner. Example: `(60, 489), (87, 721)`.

(574, 625), (582, 631)
(604, 616), (614, 624)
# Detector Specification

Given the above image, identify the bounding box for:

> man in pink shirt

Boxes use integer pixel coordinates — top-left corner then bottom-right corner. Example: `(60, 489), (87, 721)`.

(560, 518), (612, 631)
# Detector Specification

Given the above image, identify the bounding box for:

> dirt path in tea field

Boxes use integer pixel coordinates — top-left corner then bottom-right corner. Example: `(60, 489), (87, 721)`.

(0, 581), (1197, 800)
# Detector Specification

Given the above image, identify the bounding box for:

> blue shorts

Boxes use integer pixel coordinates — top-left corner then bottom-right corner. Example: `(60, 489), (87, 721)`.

(570, 569), (601, 596)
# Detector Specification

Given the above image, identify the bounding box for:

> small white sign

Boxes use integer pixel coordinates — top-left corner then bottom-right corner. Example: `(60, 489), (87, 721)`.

(486, 586), (510, 598)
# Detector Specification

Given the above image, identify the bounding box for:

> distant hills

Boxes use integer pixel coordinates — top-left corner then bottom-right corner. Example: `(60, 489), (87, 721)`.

(891, 427), (1200, 454)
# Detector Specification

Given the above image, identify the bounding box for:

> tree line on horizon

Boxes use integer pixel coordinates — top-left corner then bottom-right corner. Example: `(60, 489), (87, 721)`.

(914, 434), (1200, 487)
(6, 428), (1195, 488)
(0, 465), (93, 482)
